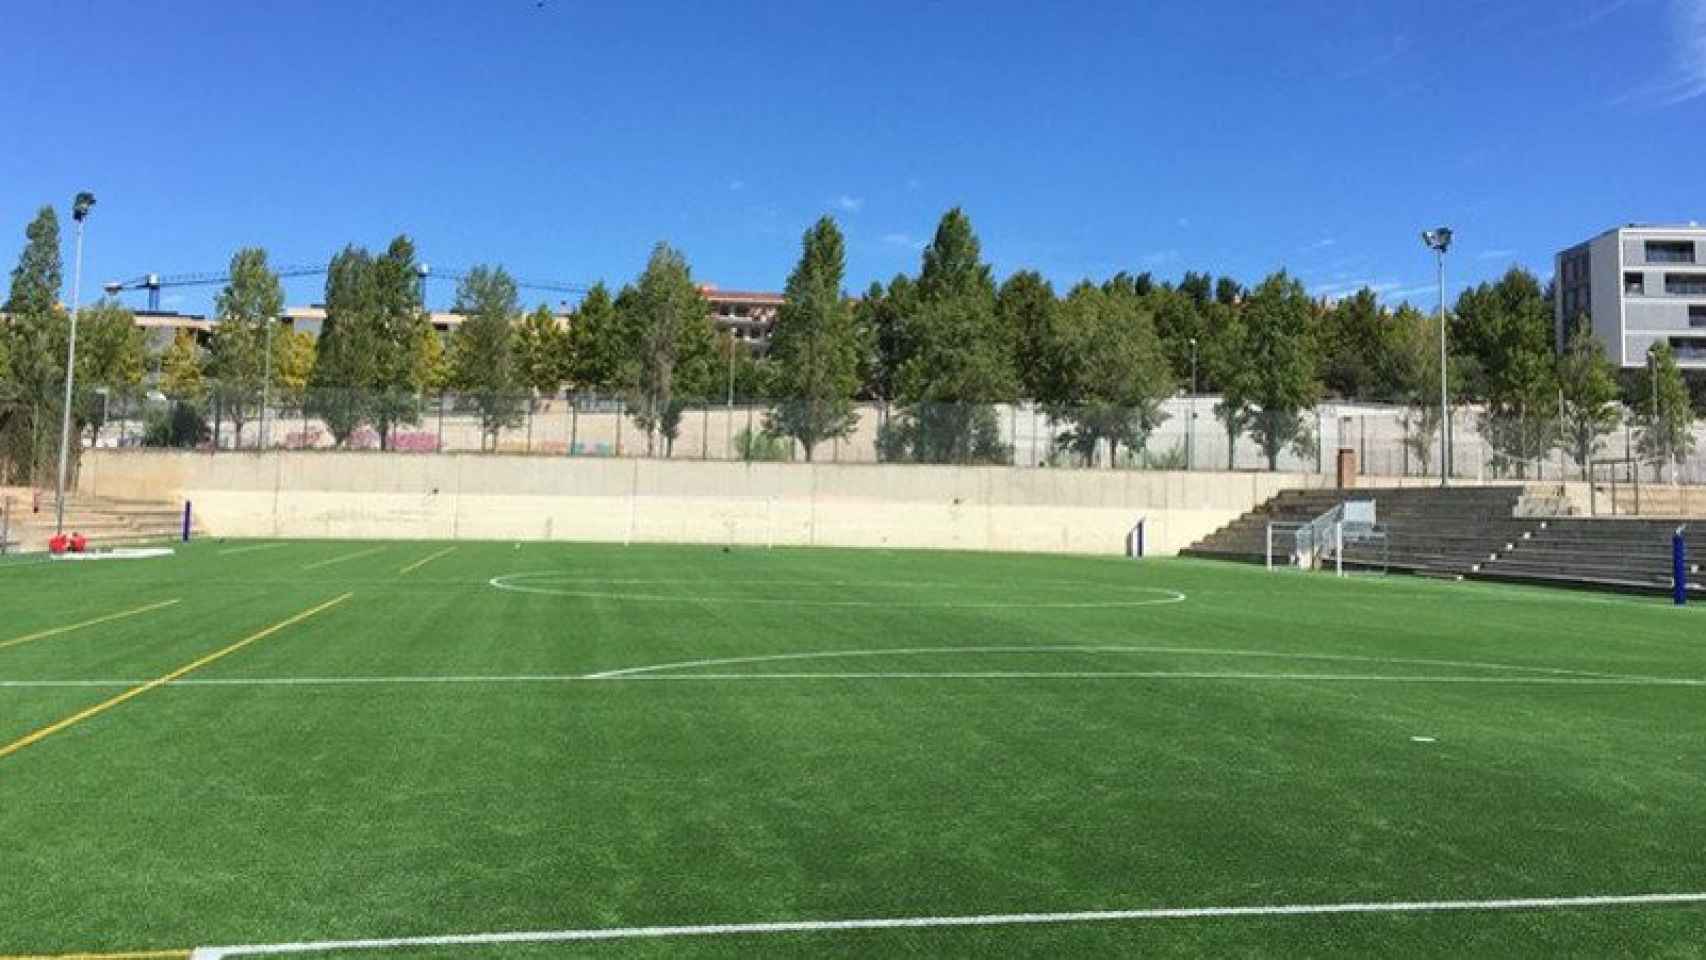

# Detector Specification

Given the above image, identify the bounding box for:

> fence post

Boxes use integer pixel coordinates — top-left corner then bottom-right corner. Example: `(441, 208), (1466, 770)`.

(569, 400), (578, 457)
(701, 405), (709, 460)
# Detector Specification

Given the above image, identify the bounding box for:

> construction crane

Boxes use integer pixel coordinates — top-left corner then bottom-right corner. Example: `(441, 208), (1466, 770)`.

(104, 264), (588, 311)
(103, 265), (328, 311)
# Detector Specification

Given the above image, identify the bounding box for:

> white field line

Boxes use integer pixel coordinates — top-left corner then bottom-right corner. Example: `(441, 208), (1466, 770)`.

(187, 891), (1706, 958)
(4, 673), (1705, 689)
(488, 574), (1188, 609)
(218, 542), (291, 556)
(582, 644), (1646, 681)
(301, 546), (387, 571)
(398, 546), (457, 576)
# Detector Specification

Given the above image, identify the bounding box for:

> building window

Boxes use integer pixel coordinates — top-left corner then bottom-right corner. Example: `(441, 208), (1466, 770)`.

(1647, 241), (1696, 264)
(1665, 273), (1706, 296)
(1625, 272), (1645, 295)
(1670, 337), (1706, 362)
(1692, 306), (1706, 328)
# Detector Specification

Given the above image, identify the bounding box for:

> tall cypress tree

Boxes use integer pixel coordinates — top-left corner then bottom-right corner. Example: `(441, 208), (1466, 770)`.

(450, 266), (523, 450)
(889, 208), (1015, 464)
(306, 245), (378, 446)
(1, 206), (66, 479)
(210, 247), (284, 447)
(767, 216), (859, 461)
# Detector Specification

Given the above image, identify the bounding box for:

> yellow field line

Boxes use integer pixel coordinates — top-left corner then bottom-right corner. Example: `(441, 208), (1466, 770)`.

(398, 545), (457, 576)
(301, 545), (386, 571)
(0, 599), (182, 653)
(0, 950), (189, 960)
(0, 593), (353, 764)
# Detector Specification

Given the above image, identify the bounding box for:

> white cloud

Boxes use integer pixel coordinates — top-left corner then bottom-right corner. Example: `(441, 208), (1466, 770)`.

(1610, 0), (1706, 104)
(836, 194), (864, 213)
(905, 177), (923, 192)
(1668, 0), (1706, 102)
(728, 179), (746, 192)
(1141, 249), (1180, 267)
(1336, 33), (1411, 81)
(1303, 238), (1337, 252)
(1385, 283), (1440, 302)
(882, 233), (925, 251)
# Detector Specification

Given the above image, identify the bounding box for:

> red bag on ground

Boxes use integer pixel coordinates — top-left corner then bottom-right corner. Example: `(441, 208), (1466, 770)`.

(70, 533), (88, 553)
(48, 533), (68, 555)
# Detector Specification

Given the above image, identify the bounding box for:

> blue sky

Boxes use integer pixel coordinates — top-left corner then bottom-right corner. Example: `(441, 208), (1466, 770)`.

(2, 0), (1702, 315)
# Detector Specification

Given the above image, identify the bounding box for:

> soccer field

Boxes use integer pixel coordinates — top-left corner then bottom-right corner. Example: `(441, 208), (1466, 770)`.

(4, 541), (1706, 957)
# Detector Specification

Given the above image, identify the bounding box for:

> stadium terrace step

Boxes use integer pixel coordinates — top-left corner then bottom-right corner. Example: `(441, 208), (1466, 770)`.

(1, 492), (198, 554)
(1186, 484), (1706, 596)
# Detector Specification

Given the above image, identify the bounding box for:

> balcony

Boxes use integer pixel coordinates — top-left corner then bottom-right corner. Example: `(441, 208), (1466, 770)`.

(1646, 241), (1698, 265)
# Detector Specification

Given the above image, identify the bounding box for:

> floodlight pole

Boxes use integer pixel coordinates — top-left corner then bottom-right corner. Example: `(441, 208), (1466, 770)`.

(1435, 246), (1448, 488)
(1422, 227), (1453, 489)
(55, 192), (95, 535)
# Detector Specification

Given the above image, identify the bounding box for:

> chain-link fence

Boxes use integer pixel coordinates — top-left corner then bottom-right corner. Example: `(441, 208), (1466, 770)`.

(55, 385), (1706, 485)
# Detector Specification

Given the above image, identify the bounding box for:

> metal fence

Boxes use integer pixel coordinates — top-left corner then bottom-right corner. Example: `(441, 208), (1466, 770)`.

(62, 387), (1706, 484)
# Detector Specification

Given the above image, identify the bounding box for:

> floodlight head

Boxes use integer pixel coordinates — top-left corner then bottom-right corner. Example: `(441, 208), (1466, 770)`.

(72, 192), (96, 222)
(1421, 227), (1453, 253)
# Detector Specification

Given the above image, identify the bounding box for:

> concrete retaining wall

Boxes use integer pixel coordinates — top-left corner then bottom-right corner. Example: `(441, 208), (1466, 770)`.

(76, 451), (1334, 556)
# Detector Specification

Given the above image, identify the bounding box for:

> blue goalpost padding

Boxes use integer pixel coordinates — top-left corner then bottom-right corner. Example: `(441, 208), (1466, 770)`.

(1673, 526), (1687, 607)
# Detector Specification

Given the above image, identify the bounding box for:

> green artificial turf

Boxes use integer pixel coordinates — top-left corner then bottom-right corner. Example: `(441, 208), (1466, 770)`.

(3, 540), (1706, 957)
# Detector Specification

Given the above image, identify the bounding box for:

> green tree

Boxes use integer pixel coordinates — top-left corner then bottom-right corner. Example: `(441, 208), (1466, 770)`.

(449, 266), (525, 451)
(1456, 271), (1559, 476)
(766, 217), (860, 461)
(853, 275), (915, 405)
(369, 236), (429, 449)
(997, 271), (1056, 400)
(1555, 326), (1621, 478)
(306, 245), (379, 446)
(1242, 271), (1319, 471)
(1149, 286), (1207, 388)
(73, 299), (145, 444)
(160, 330), (207, 404)
(1319, 288), (1391, 400)
(1202, 301), (1253, 469)
(0, 206), (65, 480)
(414, 326), (450, 394)
(1040, 282), (1172, 466)
(1635, 342), (1695, 481)
(151, 331), (210, 448)
(622, 243), (712, 456)
(209, 248), (284, 447)
(514, 304), (570, 398)
(886, 209), (1015, 464)
(566, 283), (624, 393)
(273, 328), (316, 415)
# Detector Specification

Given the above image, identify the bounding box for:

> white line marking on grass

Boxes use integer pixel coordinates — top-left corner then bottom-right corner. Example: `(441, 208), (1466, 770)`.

(186, 891), (1706, 958)
(5, 674), (1705, 689)
(301, 546), (387, 571)
(398, 546), (456, 576)
(489, 573), (1188, 609)
(218, 542), (291, 556)
(1411, 736), (1437, 742)
(583, 644), (1645, 681)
